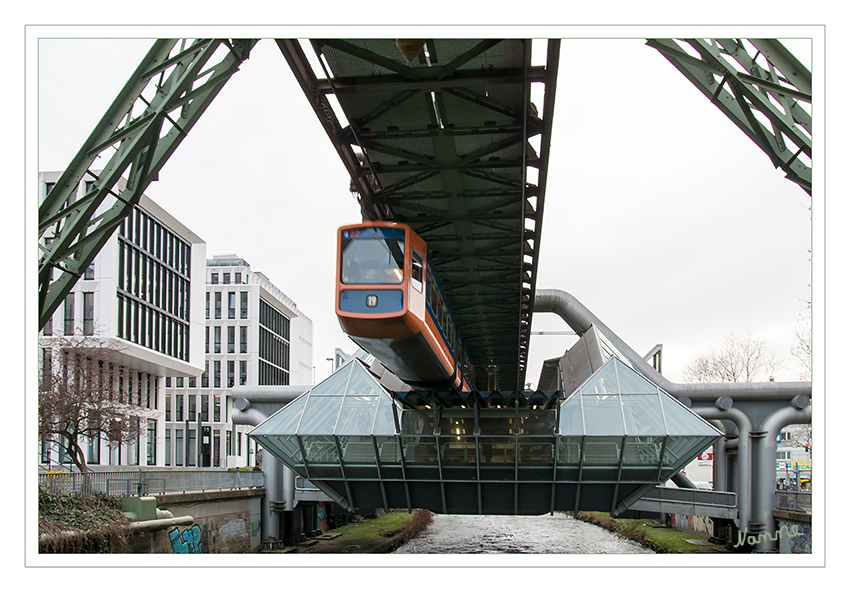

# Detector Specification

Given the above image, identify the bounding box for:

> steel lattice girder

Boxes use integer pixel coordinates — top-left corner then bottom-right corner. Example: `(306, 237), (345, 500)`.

(38, 39), (258, 329)
(647, 38), (812, 195)
(279, 39), (560, 390)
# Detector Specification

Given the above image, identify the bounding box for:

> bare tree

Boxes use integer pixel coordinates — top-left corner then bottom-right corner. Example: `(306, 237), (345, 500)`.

(683, 330), (780, 383)
(39, 334), (146, 473)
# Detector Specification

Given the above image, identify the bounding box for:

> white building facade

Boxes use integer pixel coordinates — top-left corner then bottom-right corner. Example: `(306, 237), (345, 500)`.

(162, 255), (313, 469)
(38, 170), (207, 469)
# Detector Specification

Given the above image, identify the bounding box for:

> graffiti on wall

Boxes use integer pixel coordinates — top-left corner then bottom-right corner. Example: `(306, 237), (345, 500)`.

(169, 525), (205, 554)
(781, 519), (812, 553)
(671, 513), (714, 537)
(219, 518), (247, 544)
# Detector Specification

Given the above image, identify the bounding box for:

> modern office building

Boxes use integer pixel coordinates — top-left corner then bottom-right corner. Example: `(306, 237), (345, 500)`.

(162, 254), (314, 469)
(38, 170), (207, 468)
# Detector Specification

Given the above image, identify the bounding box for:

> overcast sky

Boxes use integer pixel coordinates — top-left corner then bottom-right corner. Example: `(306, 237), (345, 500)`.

(34, 30), (816, 386)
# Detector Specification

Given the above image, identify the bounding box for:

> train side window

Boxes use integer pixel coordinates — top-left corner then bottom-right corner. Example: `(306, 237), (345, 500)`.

(411, 249), (424, 293)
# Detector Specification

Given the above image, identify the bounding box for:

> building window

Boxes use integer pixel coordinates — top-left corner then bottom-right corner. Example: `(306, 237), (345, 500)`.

(87, 435), (100, 465)
(165, 393), (171, 421)
(214, 394), (221, 422)
(64, 293), (75, 335)
(215, 292), (221, 319)
(228, 292), (236, 319)
(189, 394), (196, 421)
(202, 360), (209, 388)
(176, 376), (183, 388)
(213, 431), (221, 468)
(43, 315), (52, 336)
(214, 361), (221, 388)
(223, 273), (230, 284)
(201, 395), (209, 422)
(84, 262), (95, 280)
(235, 272), (241, 284)
(176, 394), (184, 422)
(240, 360), (247, 386)
(205, 326), (210, 353)
(175, 429), (184, 466)
(189, 376), (196, 388)
(240, 326), (247, 353)
(211, 273), (218, 284)
(214, 326), (221, 353)
(187, 429), (196, 467)
(83, 292), (94, 335)
(240, 292), (248, 319)
(147, 420), (156, 466)
(165, 430), (171, 467)
(228, 326), (235, 353)
(228, 360), (234, 388)
(206, 292), (210, 319)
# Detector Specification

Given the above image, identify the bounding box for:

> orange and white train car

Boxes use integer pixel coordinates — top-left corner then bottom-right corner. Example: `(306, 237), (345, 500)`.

(335, 221), (474, 390)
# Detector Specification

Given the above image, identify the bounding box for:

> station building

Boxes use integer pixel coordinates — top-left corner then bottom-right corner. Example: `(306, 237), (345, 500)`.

(38, 170), (207, 468)
(162, 254), (314, 469)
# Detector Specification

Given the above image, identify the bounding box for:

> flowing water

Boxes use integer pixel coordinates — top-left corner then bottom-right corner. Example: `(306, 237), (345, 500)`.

(393, 513), (653, 554)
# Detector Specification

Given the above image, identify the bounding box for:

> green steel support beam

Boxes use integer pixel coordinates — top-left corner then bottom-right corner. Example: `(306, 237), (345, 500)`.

(38, 38), (258, 329)
(647, 38), (811, 195)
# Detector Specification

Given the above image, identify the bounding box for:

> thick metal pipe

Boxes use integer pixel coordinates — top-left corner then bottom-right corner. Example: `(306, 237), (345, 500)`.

(533, 289), (811, 402)
(751, 403), (812, 552)
(671, 471), (698, 489)
(691, 406), (752, 531)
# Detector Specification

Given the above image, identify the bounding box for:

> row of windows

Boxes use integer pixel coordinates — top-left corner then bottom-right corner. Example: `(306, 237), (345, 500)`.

(259, 326), (290, 376)
(425, 267), (474, 386)
(206, 325), (249, 354)
(43, 292), (95, 336)
(41, 419), (157, 466)
(210, 271), (244, 284)
(117, 294), (190, 361)
(199, 359), (248, 388)
(40, 348), (160, 411)
(120, 239), (190, 321)
(119, 205), (191, 277)
(259, 359), (289, 386)
(165, 392), (224, 423)
(206, 291), (248, 320)
(259, 298), (290, 341)
(164, 427), (247, 467)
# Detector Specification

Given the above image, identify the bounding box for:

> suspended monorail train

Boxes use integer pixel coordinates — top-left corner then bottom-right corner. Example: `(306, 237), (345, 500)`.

(335, 222), (475, 390)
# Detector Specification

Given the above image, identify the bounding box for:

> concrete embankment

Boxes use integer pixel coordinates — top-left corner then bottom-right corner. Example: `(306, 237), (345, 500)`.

(575, 512), (728, 553)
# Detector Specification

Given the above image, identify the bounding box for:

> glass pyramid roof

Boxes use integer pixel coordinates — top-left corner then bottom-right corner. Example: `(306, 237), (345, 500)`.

(251, 358), (399, 439)
(559, 357), (721, 438)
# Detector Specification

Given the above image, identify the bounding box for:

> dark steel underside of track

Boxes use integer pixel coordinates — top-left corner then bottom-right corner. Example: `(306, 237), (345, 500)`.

(278, 39), (560, 390)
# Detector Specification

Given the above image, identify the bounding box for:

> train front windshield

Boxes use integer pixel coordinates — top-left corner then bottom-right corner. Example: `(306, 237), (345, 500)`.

(341, 228), (406, 285)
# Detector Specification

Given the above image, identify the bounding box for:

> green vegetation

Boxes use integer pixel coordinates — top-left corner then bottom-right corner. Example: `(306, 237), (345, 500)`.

(38, 488), (132, 553)
(299, 509), (433, 553)
(576, 512), (728, 553)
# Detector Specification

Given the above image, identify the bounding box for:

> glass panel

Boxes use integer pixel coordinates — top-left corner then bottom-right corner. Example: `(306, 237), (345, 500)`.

(621, 394), (666, 435)
(302, 435), (339, 464)
(622, 436), (664, 466)
(375, 436), (401, 464)
(343, 363), (382, 396)
(299, 396), (343, 434)
(582, 395), (625, 436)
(478, 437), (515, 464)
(557, 436), (583, 465)
(582, 436), (622, 465)
(401, 436), (439, 479)
(251, 394), (308, 436)
(372, 395), (398, 435)
(558, 394), (584, 436)
(518, 409), (556, 435)
(400, 410), (435, 435)
(518, 436), (557, 480)
(660, 394), (720, 436)
(335, 395), (379, 435)
(580, 360), (619, 395)
(340, 233), (405, 285)
(339, 436), (379, 478)
(614, 359), (659, 393)
(439, 410), (475, 437)
(440, 436), (477, 465)
(309, 364), (352, 395)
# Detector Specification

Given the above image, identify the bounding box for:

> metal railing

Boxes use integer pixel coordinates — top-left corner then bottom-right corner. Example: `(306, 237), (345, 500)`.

(775, 490), (812, 513)
(39, 469), (264, 496)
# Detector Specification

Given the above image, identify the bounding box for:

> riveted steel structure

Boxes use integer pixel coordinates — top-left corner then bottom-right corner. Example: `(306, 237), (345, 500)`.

(648, 39), (812, 195)
(38, 39), (258, 329)
(278, 39), (561, 391)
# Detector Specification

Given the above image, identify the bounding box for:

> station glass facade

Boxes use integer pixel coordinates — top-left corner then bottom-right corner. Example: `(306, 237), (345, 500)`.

(251, 357), (720, 515)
